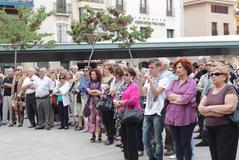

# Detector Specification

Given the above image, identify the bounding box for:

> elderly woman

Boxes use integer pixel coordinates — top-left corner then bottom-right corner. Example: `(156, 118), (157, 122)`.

(53, 74), (71, 129)
(114, 68), (142, 160)
(198, 65), (238, 160)
(165, 57), (197, 160)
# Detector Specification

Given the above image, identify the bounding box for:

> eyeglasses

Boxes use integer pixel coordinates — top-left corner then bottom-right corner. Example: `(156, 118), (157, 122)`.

(83, 70), (88, 72)
(123, 73), (129, 77)
(211, 73), (226, 77)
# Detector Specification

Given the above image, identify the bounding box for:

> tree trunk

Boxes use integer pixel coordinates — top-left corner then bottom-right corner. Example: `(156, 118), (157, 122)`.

(14, 48), (17, 69)
(88, 44), (95, 67)
(128, 48), (135, 67)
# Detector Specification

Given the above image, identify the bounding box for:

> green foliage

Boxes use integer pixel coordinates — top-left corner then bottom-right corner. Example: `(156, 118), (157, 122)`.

(68, 5), (114, 45)
(100, 7), (154, 48)
(0, 6), (55, 50)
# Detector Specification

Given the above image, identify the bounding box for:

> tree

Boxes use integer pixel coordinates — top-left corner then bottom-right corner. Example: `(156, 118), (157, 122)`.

(68, 5), (114, 67)
(99, 8), (153, 67)
(0, 6), (55, 69)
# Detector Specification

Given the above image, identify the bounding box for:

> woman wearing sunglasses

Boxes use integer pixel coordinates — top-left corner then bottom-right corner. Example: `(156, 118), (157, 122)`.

(113, 68), (142, 160)
(198, 64), (238, 160)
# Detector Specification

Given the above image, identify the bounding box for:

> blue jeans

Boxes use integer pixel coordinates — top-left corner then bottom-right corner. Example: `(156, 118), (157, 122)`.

(143, 114), (164, 160)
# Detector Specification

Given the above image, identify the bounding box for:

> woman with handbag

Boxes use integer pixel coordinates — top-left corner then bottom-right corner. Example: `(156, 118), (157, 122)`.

(101, 64), (115, 145)
(86, 69), (103, 143)
(198, 64), (238, 160)
(113, 67), (142, 160)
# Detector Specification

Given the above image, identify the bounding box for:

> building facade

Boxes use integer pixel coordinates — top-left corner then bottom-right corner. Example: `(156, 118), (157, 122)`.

(184, 0), (235, 37)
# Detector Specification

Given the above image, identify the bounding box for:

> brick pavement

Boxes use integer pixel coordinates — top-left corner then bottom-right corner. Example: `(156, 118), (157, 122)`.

(0, 122), (238, 160)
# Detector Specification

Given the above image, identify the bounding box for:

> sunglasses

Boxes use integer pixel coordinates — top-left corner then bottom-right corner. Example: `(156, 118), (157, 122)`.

(123, 73), (129, 77)
(59, 77), (65, 80)
(83, 70), (89, 72)
(211, 73), (226, 77)
(16, 69), (21, 71)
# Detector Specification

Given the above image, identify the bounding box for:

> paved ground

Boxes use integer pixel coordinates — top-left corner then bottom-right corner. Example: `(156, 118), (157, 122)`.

(0, 121), (238, 160)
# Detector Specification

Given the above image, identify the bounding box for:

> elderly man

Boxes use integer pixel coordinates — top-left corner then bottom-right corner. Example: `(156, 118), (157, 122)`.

(21, 68), (39, 128)
(35, 68), (54, 130)
(1, 68), (14, 125)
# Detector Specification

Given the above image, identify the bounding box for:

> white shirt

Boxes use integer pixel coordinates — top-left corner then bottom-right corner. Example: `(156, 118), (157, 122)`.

(144, 76), (170, 116)
(35, 76), (54, 98)
(22, 75), (39, 94)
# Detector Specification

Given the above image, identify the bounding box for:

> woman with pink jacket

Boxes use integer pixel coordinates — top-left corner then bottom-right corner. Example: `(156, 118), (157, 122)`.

(114, 67), (142, 160)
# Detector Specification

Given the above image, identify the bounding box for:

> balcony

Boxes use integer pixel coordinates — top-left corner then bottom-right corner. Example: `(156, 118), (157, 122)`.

(212, 30), (218, 36)
(53, 2), (72, 16)
(0, 0), (33, 7)
(139, 4), (149, 14)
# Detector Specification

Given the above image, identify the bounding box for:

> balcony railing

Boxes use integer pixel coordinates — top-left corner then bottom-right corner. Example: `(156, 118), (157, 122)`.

(139, 4), (149, 14)
(0, 0), (33, 7)
(212, 30), (218, 36)
(54, 2), (72, 15)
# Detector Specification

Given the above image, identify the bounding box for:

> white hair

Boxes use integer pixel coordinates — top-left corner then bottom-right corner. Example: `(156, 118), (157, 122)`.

(159, 58), (170, 69)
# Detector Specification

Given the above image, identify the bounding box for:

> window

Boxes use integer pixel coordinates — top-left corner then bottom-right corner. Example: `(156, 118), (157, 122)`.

(79, 7), (101, 22)
(167, 29), (174, 38)
(116, 0), (124, 10)
(166, 0), (173, 16)
(78, 0), (103, 2)
(56, 0), (66, 13)
(212, 22), (218, 36)
(56, 23), (68, 43)
(140, 0), (147, 14)
(211, 5), (228, 14)
(223, 23), (229, 35)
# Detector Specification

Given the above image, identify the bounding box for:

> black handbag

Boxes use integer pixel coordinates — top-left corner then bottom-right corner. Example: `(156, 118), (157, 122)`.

(120, 101), (143, 123)
(83, 103), (91, 117)
(223, 85), (239, 126)
(96, 95), (114, 111)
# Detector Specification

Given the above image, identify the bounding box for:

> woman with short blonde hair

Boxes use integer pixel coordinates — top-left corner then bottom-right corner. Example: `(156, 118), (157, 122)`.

(198, 64), (238, 160)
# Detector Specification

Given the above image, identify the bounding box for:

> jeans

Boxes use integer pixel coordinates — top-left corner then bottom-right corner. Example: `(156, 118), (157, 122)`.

(143, 114), (164, 160)
(169, 123), (195, 160)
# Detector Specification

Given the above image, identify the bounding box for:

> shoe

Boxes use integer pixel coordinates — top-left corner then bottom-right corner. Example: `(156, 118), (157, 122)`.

(115, 143), (123, 148)
(164, 150), (175, 156)
(90, 135), (96, 143)
(35, 126), (44, 130)
(169, 154), (176, 159)
(194, 125), (200, 133)
(74, 126), (83, 131)
(96, 138), (102, 143)
(1, 122), (7, 125)
(58, 126), (64, 129)
(104, 139), (114, 145)
(195, 141), (209, 147)
(64, 126), (69, 130)
(194, 134), (202, 139)
(138, 151), (144, 156)
(8, 122), (16, 127)
(17, 123), (23, 127)
(28, 124), (36, 128)
(45, 126), (51, 130)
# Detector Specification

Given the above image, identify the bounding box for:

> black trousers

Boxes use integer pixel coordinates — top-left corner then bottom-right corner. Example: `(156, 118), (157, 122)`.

(26, 93), (38, 126)
(58, 102), (69, 128)
(137, 120), (144, 151)
(170, 123), (195, 160)
(165, 124), (175, 152)
(121, 122), (138, 160)
(102, 110), (115, 142)
(207, 123), (239, 160)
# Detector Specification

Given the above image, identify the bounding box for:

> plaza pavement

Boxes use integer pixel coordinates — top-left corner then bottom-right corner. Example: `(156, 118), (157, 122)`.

(0, 121), (238, 160)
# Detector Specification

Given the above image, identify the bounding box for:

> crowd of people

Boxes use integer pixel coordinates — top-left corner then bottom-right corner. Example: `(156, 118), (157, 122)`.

(0, 57), (238, 160)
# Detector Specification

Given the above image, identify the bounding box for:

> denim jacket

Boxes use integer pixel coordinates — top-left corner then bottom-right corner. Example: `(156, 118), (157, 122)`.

(78, 76), (90, 96)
